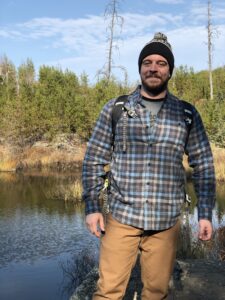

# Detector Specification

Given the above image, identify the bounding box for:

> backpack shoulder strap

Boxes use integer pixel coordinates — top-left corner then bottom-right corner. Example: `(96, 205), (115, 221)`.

(112, 95), (128, 141)
(111, 96), (194, 147)
(181, 100), (194, 147)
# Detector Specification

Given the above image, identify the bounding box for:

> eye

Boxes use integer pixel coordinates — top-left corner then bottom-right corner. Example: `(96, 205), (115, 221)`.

(157, 61), (168, 67)
(142, 60), (151, 66)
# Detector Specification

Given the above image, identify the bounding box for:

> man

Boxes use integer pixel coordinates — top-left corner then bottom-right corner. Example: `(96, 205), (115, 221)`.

(82, 32), (216, 299)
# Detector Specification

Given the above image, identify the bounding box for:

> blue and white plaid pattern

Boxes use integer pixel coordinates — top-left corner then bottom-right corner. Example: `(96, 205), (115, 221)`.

(82, 87), (215, 230)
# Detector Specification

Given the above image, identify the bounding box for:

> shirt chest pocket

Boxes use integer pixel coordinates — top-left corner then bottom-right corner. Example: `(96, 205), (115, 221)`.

(155, 120), (188, 147)
(114, 116), (149, 146)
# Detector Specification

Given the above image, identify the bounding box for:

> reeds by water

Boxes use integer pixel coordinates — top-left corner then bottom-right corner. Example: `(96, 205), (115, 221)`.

(44, 179), (83, 203)
(0, 142), (224, 181)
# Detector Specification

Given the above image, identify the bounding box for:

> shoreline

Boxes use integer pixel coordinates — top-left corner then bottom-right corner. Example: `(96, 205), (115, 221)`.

(0, 136), (224, 181)
(70, 259), (225, 300)
(0, 134), (85, 173)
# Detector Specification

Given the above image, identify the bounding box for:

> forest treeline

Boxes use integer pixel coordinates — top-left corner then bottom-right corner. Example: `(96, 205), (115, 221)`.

(0, 56), (225, 147)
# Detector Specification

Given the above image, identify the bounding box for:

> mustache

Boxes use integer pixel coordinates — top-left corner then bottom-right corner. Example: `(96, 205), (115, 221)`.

(146, 73), (161, 79)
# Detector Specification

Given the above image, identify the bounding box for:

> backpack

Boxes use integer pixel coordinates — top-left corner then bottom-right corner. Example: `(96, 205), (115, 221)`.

(111, 95), (193, 147)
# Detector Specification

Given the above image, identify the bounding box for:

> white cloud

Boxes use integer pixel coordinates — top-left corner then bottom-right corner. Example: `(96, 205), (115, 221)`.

(122, 13), (183, 37)
(3, 13), (181, 43)
(163, 24), (225, 71)
(0, 12), (184, 54)
(14, 16), (108, 53)
(0, 3), (225, 83)
(0, 30), (11, 38)
(190, 2), (225, 24)
(0, 28), (24, 39)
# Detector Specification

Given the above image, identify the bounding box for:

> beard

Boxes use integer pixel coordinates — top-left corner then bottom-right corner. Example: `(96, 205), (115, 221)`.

(141, 74), (169, 96)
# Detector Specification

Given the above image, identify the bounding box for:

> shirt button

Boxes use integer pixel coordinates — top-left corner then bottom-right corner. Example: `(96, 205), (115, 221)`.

(146, 200), (148, 203)
(148, 162), (151, 166)
(146, 182), (150, 185)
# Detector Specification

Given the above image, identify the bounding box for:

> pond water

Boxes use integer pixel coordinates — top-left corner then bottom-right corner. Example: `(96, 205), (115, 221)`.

(0, 172), (224, 300)
(0, 172), (98, 300)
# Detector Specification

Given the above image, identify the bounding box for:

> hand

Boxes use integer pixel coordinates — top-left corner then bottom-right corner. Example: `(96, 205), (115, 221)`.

(86, 213), (105, 238)
(198, 219), (213, 241)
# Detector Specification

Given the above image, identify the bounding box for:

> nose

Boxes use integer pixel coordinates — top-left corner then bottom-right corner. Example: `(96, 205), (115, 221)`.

(149, 62), (158, 72)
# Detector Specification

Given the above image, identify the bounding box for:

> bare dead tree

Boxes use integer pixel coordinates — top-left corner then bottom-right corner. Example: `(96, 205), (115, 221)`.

(99, 0), (126, 82)
(207, 0), (214, 100)
(106, 0), (117, 80)
(112, 65), (128, 85)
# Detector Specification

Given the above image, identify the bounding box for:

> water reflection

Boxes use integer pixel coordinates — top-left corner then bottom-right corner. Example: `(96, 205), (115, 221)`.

(0, 172), (224, 300)
(0, 172), (98, 300)
(0, 173), (90, 266)
(177, 181), (225, 261)
(186, 181), (225, 226)
(0, 172), (82, 216)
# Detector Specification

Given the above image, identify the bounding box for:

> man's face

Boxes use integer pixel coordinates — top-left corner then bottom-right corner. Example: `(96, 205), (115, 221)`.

(140, 54), (170, 96)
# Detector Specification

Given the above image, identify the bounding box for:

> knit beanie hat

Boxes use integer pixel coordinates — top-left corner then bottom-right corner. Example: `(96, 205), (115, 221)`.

(138, 32), (174, 75)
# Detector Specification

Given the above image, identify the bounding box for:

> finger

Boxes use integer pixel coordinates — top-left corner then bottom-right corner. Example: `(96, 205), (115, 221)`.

(199, 227), (212, 241)
(99, 215), (105, 232)
(89, 222), (101, 238)
(199, 227), (206, 240)
(92, 226), (101, 238)
(198, 226), (205, 240)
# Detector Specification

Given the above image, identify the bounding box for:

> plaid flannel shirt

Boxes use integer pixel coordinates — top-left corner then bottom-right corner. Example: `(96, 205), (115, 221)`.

(82, 86), (216, 230)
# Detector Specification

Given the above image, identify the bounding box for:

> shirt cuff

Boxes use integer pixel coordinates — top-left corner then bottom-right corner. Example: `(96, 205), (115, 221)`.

(198, 205), (213, 222)
(85, 200), (101, 215)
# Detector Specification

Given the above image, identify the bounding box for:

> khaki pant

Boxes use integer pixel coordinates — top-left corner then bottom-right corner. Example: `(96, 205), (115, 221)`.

(93, 214), (180, 300)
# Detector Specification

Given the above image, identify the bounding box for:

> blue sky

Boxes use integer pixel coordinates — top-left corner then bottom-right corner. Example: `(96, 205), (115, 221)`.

(1, 0), (225, 83)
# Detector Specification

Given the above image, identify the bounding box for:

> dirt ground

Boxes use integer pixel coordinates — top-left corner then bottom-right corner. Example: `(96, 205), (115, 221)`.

(170, 259), (225, 300)
(70, 259), (225, 300)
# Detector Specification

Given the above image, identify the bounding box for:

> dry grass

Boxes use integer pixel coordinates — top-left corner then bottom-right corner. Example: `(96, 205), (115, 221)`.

(0, 160), (17, 171)
(0, 138), (224, 182)
(22, 143), (86, 170)
(0, 145), (17, 171)
(0, 135), (86, 172)
(69, 180), (83, 201)
(211, 144), (225, 182)
(183, 143), (225, 182)
(0, 172), (18, 182)
(44, 179), (83, 202)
